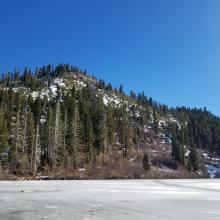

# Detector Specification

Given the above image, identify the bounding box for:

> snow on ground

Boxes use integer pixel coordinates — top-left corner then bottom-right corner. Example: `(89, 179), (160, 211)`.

(50, 85), (57, 97)
(102, 93), (122, 107)
(143, 125), (149, 133)
(31, 91), (39, 100)
(185, 149), (190, 157)
(54, 77), (65, 87)
(159, 120), (166, 128)
(0, 179), (220, 220)
(203, 153), (210, 160)
(103, 95), (109, 106)
(76, 80), (86, 88)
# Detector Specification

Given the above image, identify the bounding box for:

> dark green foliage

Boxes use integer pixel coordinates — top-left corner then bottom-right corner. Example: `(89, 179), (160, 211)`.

(0, 64), (219, 176)
(106, 106), (115, 145)
(171, 134), (182, 164)
(153, 109), (159, 135)
(143, 153), (150, 172)
(188, 145), (198, 172)
(0, 111), (9, 154)
(119, 84), (123, 94)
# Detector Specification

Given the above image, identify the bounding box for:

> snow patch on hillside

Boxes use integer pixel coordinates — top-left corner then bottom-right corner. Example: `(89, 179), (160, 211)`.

(102, 93), (122, 107)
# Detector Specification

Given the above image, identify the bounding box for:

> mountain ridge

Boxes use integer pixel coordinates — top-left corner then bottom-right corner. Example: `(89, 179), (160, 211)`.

(0, 64), (219, 179)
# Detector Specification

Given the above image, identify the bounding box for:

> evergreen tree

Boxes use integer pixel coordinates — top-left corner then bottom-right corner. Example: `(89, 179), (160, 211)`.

(0, 111), (9, 154)
(26, 111), (35, 171)
(143, 153), (150, 175)
(171, 133), (181, 164)
(119, 84), (123, 94)
(153, 109), (159, 135)
(73, 103), (83, 168)
(106, 106), (115, 147)
(188, 145), (198, 172)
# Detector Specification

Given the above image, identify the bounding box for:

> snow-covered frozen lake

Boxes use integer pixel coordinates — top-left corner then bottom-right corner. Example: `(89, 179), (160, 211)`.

(0, 179), (220, 220)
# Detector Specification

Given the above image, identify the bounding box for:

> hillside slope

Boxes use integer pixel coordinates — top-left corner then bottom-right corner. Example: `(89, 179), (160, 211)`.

(0, 64), (220, 179)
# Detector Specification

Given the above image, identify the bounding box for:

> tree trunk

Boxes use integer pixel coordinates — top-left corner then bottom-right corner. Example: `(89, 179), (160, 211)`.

(15, 111), (20, 154)
(0, 162), (2, 176)
(54, 99), (60, 169)
(63, 111), (67, 179)
(22, 115), (27, 153)
(33, 124), (39, 176)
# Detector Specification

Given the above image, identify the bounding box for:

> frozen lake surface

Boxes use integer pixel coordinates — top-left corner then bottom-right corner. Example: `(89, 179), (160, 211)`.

(0, 179), (220, 220)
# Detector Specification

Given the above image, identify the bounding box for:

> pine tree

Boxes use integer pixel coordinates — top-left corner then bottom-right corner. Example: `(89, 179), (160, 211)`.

(153, 109), (159, 135)
(26, 111), (35, 172)
(171, 133), (181, 164)
(143, 153), (150, 175)
(53, 97), (63, 168)
(63, 108), (67, 169)
(65, 87), (77, 168)
(31, 97), (42, 175)
(118, 105), (132, 159)
(85, 118), (96, 163)
(92, 96), (107, 155)
(45, 105), (55, 168)
(106, 106), (115, 148)
(188, 145), (198, 172)
(33, 123), (40, 175)
(0, 111), (9, 154)
(187, 122), (199, 172)
(73, 103), (83, 168)
(119, 84), (123, 94)
(40, 107), (50, 168)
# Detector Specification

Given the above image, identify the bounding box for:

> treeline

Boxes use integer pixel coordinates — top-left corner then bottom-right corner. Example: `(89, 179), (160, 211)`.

(0, 64), (219, 177)
(0, 64), (86, 90)
(172, 107), (220, 151)
(0, 83), (147, 175)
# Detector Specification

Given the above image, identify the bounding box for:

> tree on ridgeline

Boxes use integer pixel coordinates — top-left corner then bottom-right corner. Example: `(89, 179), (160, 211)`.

(143, 153), (150, 176)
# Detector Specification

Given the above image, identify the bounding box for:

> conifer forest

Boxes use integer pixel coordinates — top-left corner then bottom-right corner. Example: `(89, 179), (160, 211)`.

(0, 64), (219, 179)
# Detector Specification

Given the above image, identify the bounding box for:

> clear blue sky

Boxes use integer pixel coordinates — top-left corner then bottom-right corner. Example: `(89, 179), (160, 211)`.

(0, 0), (219, 116)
